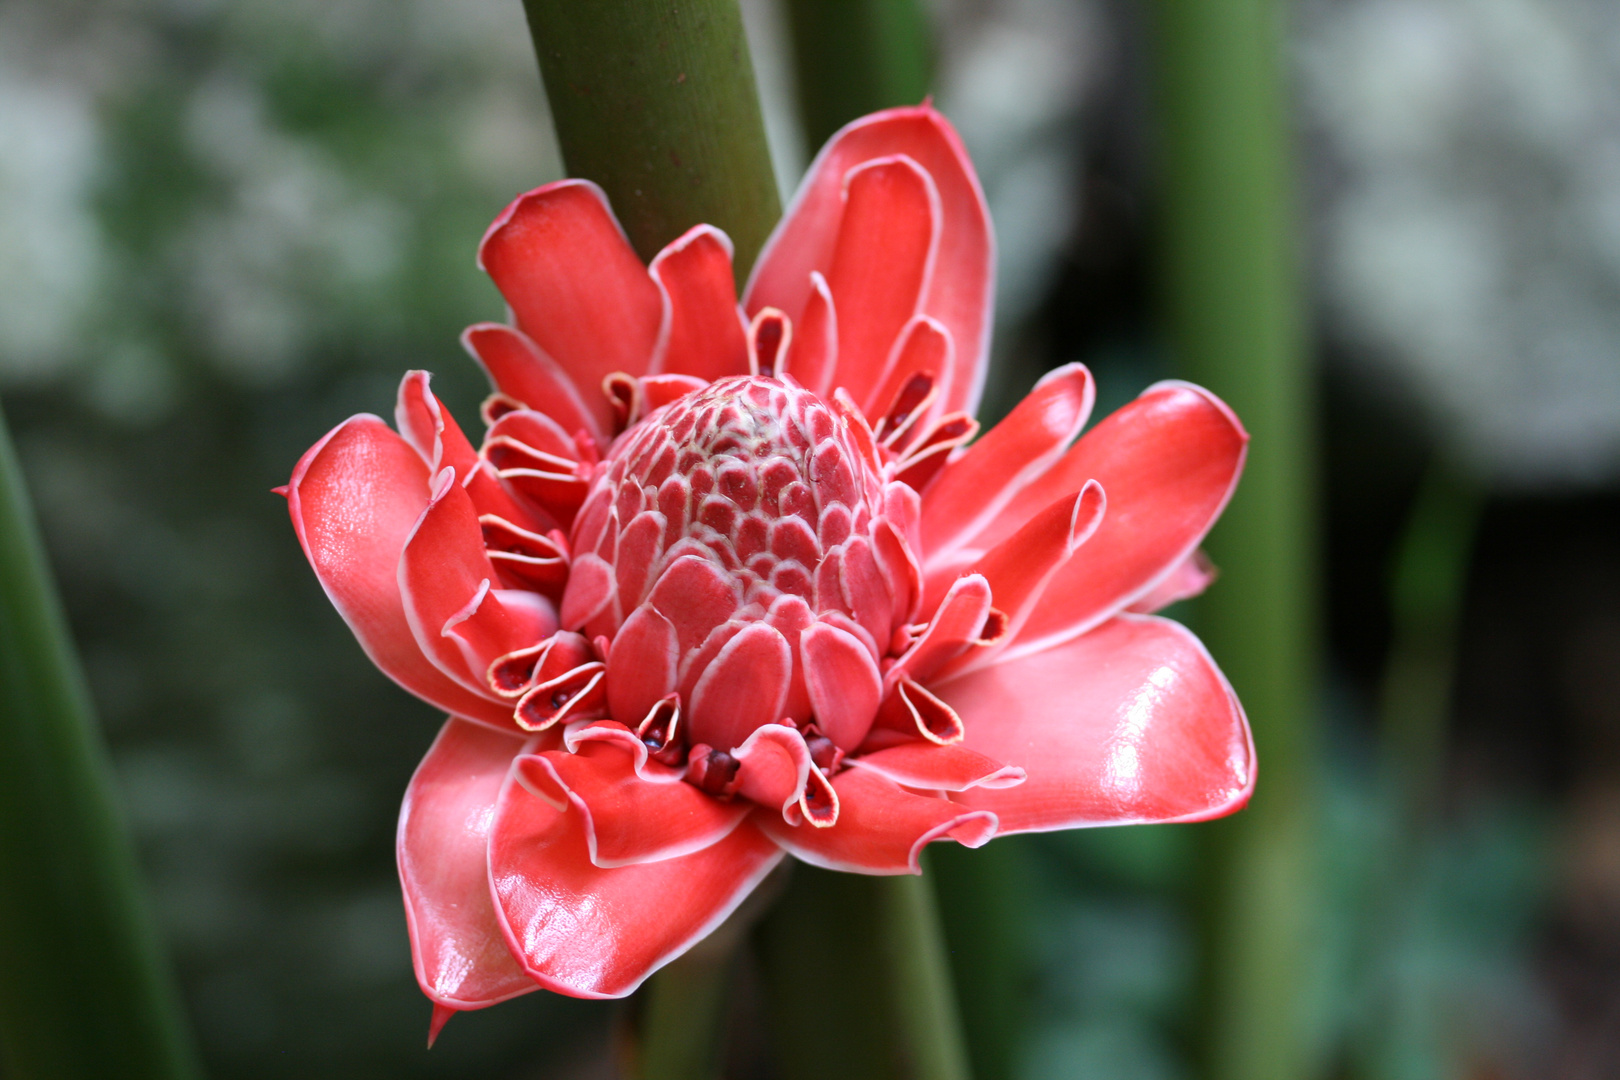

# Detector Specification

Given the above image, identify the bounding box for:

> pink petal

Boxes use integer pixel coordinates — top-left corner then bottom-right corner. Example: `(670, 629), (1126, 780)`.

(1127, 549), (1217, 613)
(888, 574), (993, 689)
(846, 743), (1026, 792)
(951, 480), (1105, 643)
(687, 622), (792, 751)
(641, 373), (708, 412)
(396, 370), (478, 475)
(606, 605), (679, 725)
(398, 719), (537, 1009)
(478, 180), (662, 402)
(864, 315), (953, 427)
(517, 743), (749, 867)
(462, 323), (609, 445)
(822, 156), (940, 408)
(934, 614), (1254, 833)
(488, 759), (783, 998)
(399, 468), (556, 693)
(995, 382), (1248, 657)
(745, 105), (994, 416)
(919, 363), (1094, 559)
(732, 723), (813, 822)
(648, 225), (749, 382)
(783, 271), (837, 396)
(286, 416), (516, 728)
(800, 621), (883, 751)
(755, 767), (996, 875)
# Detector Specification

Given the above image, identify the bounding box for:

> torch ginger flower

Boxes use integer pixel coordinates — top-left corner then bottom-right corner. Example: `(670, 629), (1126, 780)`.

(283, 106), (1253, 1027)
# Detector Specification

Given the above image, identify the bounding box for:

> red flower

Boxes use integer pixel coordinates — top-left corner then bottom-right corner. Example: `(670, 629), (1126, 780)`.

(283, 106), (1252, 1028)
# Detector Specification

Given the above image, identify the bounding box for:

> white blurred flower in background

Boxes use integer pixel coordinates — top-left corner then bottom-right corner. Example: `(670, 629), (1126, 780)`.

(1303, 0), (1620, 486)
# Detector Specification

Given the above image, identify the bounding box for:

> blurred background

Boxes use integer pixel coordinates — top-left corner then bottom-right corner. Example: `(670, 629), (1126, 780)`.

(2, 0), (1618, 1076)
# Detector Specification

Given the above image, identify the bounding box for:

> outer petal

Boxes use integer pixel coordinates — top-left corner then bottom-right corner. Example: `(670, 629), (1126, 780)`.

(398, 719), (537, 1010)
(934, 614), (1254, 833)
(994, 382), (1247, 657)
(822, 156), (939, 407)
(846, 742), (1026, 792)
(286, 416), (516, 728)
(648, 225), (749, 382)
(919, 363), (1094, 559)
(478, 180), (663, 400)
(462, 324), (608, 444)
(399, 468), (555, 693)
(745, 105), (994, 416)
(1127, 549), (1217, 613)
(518, 743), (749, 868)
(755, 767), (997, 875)
(488, 759), (783, 998)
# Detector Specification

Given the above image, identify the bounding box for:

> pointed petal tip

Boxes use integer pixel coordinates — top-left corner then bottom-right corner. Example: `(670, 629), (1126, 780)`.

(270, 485), (289, 497)
(427, 1003), (456, 1047)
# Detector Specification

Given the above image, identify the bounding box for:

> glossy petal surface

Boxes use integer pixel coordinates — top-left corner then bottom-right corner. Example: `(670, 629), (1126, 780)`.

(287, 416), (514, 727)
(398, 720), (535, 1009)
(488, 762), (783, 998)
(756, 767), (997, 874)
(479, 180), (662, 401)
(936, 614), (1253, 832)
(746, 105), (993, 416)
(992, 382), (1246, 657)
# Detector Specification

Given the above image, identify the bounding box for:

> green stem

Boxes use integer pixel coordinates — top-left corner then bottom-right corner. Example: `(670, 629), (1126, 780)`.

(519, 0), (782, 277)
(1350, 460), (1480, 1079)
(1145, 3), (1320, 1080)
(875, 874), (973, 1080)
(783, 0), (933, 151)
(754, 863), (971, 1080)
(634, 932), (738, 1080)
(0, 400), (200, 1079)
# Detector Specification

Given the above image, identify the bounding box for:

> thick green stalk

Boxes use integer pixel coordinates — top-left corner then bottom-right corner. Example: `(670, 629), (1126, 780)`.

(0, 401), (200, 1079)
(634, 933), (738, 1080)
(754, 864), (970, 1080)
(1145, 4), (1320, 1080)
(784, 0), (933, 151)
(519, 0), (782, 276)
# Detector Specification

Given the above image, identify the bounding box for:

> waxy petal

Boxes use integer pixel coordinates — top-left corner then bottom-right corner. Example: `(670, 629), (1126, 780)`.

(478, 180), (662, 402)
(951, 480), (1105, 649)
(649, 225), (749, 382)
(286, 416), (515, 728)
(864, 315), (953, 429)
(687, 622), (792, 751)
(823, 156), (939, 408)
(920, 363), (1094, 558)
(846, 743), (1026, 792)
(888, 574), (994, 689)
(606, 605), (679, 726)
(800, 621), (883, 751)
(462, 323), (608, 444)
(396, 370), (479, 476)
(746, 105), (994, 416)
(1127, 549), (1217, 613)
(398, 720), (536, 1010)
(784, 271), (837, 396)
(488, 760), (783, 998)
(935, 614), (1254, 832)
(732, 723), (813, 822)
(400, 469), (556, 692)
(996, 382), (1247, 657)
(755, 767), (996, 874)
(518, 743), (749, 867)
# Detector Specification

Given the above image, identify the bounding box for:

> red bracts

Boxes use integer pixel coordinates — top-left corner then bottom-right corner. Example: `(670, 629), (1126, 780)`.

(283, 105), (1253, 1020)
